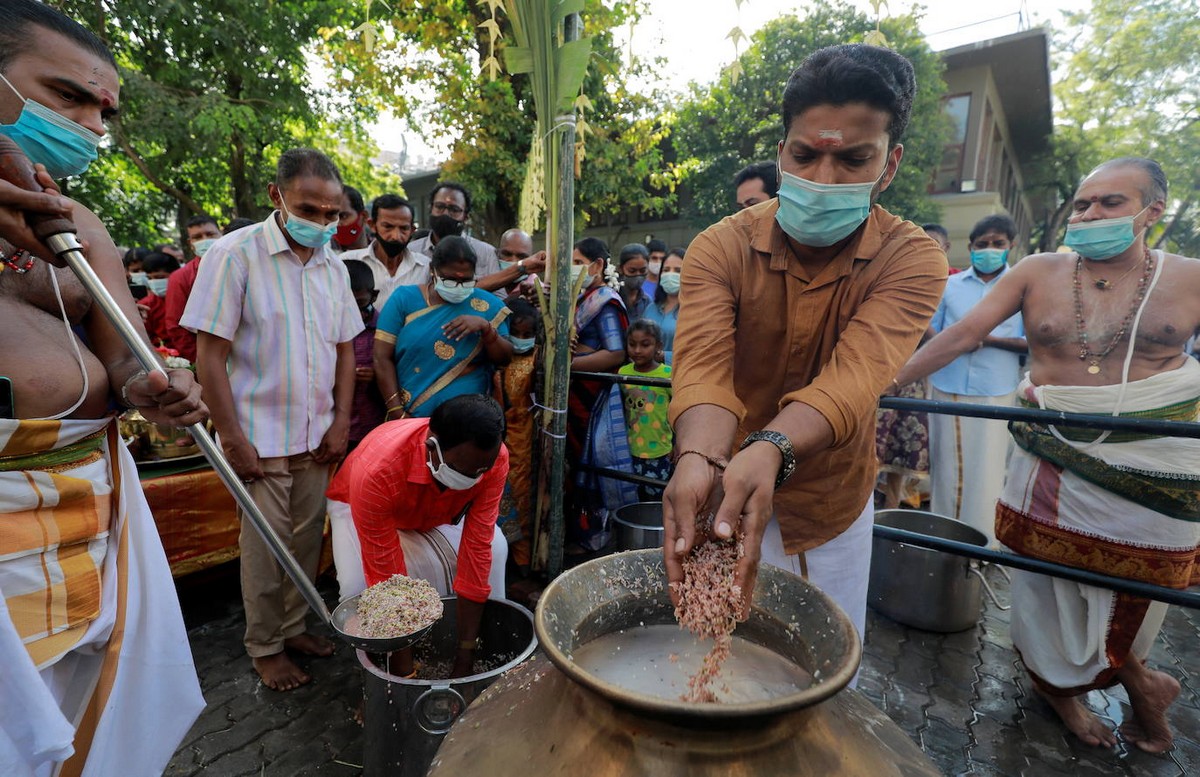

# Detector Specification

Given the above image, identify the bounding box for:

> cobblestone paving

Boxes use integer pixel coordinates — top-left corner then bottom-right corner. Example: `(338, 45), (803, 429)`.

(167, 564), (1200, 776)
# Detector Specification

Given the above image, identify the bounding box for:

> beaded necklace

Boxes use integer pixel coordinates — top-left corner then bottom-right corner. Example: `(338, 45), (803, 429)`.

(1072, 247), (1153, 374)
(0, 248), (34, 273)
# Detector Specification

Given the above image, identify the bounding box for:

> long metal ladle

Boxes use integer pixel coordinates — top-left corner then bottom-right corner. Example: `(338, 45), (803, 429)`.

(0, 137), (427, 653)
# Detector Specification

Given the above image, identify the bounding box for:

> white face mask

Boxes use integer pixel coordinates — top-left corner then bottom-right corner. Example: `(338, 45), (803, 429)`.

(648, 259), (662, 276)
(192, 238), (217, 257)
(426, 436), (482, 490)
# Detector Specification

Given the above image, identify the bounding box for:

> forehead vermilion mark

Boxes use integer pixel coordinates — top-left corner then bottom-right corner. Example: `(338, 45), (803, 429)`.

(815, 129), (844, 148)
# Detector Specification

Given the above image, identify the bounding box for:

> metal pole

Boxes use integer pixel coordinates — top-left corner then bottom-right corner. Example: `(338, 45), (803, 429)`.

(880, 396), (1200, 439)
(545, 11), (581, 578)
(46, 232), (333, 624)
(874, 524), (1200, 609)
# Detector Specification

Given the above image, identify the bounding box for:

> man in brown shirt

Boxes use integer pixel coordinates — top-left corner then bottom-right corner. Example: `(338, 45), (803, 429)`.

(664, 44), (947, 649)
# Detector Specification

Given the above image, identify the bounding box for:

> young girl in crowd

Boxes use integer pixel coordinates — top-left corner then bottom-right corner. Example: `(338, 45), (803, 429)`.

(494, 299), (540, 590)
(619, 319), (673, 501)
(642, 246), (683, 361)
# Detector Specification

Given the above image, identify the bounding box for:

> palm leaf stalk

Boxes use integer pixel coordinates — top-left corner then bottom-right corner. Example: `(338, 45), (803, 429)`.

(503, 0), (591, 576)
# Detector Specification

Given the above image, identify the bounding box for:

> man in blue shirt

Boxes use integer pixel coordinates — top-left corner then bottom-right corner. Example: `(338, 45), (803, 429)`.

(928, 214), (1027, 543)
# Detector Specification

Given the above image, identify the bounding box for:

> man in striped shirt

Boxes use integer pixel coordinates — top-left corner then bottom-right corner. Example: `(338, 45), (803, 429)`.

(183, 148), (364, 691)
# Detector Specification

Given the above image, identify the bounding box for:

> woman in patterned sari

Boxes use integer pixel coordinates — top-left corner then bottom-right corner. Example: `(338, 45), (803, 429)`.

(566, 237), (631, 551)
(375, 236), (513, 419)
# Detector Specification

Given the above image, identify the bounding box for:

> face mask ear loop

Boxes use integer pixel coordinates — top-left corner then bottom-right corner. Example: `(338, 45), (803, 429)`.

(0, 72), (25, 103)
(32, 265), (90, 421)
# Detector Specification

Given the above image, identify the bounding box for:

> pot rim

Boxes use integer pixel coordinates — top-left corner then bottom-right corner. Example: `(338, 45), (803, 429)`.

(535, 549), (862, 721)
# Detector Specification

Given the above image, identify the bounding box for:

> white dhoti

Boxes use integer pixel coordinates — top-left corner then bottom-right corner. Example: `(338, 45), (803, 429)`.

(328, 500), (507, 602)
(997, 361), (1200, 694)
(0, 419), (204, 777)
(760, 497), (874, 688)
(929, 387), (1015, 544)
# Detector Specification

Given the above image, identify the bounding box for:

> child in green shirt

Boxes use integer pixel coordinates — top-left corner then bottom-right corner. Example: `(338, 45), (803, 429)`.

(619, 320), (673, 500)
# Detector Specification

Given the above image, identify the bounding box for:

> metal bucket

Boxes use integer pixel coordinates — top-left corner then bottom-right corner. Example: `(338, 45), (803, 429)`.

(358, 597), (536, 777)
(868, 508), (989, 632)
(612, 502), (664, 551)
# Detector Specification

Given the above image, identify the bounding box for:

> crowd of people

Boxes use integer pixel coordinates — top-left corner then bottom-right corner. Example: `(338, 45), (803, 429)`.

(2, 1), (1199, 774)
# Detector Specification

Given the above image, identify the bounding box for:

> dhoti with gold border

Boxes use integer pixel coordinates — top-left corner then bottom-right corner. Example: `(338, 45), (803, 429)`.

(0, 418), (203, 777)
(996, 360), (1200, 695)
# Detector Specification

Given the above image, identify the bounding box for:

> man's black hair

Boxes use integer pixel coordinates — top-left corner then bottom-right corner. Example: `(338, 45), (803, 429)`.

(371, 193), (414, 222)
(152, 243), (179, 255)
(781, 44), (916, 146)
(142, 251), (180, 275)
(275, 148), (342, 188)
(921, 223), (949, 240)
(969, 215), (1017, 243)
(628, 318), (663, 346)
(343, 185), (365, 213)
(223, 217), (256, 235)
(1092, 157), (1169, 206)
(342, 259), (375, 293)
(186, 215), (219, 230)
(123, 247), (151, 268)
(733, 161), (780, 198)
(646, 238), (668, 255)
(430, 181), (472, 216)
(430, 394), (506, 450)
(574, 237), (609, 263)
(0, 0), (116, 72)
(618, 243), (649, 268)
(430, 235), (477, 271)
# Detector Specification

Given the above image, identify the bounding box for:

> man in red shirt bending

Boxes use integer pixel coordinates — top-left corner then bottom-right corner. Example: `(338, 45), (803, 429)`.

(327, 393), (509, 677)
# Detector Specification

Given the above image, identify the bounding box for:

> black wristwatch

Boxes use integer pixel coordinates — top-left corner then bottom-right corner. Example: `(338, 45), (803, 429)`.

(740, 430), (796, 489)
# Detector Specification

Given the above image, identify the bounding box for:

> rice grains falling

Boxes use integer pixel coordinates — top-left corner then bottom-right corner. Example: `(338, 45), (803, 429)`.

(670, 517), (746, 703)
(355, 574), (443, 639)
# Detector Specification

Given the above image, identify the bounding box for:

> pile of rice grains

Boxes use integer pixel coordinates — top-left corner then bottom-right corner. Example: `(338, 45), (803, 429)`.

(669, 514), (746, 702)
(355, 574), (443, 639)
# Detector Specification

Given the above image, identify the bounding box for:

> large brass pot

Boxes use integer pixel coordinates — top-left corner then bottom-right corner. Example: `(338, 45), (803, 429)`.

(429, 549), (939, 776)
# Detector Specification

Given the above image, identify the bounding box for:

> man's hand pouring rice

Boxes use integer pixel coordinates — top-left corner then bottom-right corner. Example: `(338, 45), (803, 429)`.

(664, 403), (834, 621)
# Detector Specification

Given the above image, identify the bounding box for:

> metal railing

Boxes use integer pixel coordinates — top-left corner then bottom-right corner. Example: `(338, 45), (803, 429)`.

(569, 369), (1200, 609)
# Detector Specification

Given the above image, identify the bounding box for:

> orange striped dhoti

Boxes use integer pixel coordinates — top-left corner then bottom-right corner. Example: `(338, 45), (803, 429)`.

(0, 417), (203, 777)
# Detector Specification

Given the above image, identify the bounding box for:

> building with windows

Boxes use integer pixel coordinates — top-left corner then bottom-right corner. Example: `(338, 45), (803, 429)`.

(931, 29), (1053, 266)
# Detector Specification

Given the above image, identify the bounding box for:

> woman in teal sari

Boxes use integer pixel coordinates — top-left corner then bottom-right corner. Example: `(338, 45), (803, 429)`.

(374, 236), (513, 418)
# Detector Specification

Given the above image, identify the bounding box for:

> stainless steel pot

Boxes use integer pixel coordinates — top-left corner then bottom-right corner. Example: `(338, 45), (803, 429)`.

(359, 596), (536, 777)
(611, 501), (664, 551)
(868, 508), (990, 633)
(428, 550), (939, 776)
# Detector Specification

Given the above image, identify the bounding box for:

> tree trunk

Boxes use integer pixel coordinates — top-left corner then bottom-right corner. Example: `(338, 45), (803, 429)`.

(1039, 196), (1073, 253)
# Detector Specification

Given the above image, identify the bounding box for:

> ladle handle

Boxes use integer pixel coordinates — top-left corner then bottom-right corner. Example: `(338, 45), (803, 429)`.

(0, 137), (332, 625)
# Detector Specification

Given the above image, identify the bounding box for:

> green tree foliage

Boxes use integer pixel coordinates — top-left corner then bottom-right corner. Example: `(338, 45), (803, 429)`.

(52, 0), (400, 245)
(1045, 0), (1200, 255)
(671, 4), (949, 227)
(320, 0), (676, 240)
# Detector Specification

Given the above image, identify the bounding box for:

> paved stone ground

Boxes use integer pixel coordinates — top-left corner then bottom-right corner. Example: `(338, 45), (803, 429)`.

(166, 562), (1200, 776)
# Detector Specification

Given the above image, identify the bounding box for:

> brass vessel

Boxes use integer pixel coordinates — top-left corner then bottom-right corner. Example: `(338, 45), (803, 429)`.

(429, 549), (939, 776)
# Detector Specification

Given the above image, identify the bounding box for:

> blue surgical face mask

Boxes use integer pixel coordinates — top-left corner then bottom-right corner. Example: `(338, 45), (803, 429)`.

(129, 271), (148, 287)
(969, 248), (1008, 275)
(775, 163), (885, 247)
(1063, 207), (1148, 262)
(436, 276), (475, 304)
(508, 335), (536, 354)
(192, 238), (217, 257)
(0, 72), (102, 179)
(279, 199), (337, 248)
(146, 277), (169, 297)
(658, 272), (681, 295)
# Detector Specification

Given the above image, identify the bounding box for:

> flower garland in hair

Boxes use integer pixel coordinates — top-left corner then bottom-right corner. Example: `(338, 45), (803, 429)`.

(603, 260), (621, 290)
